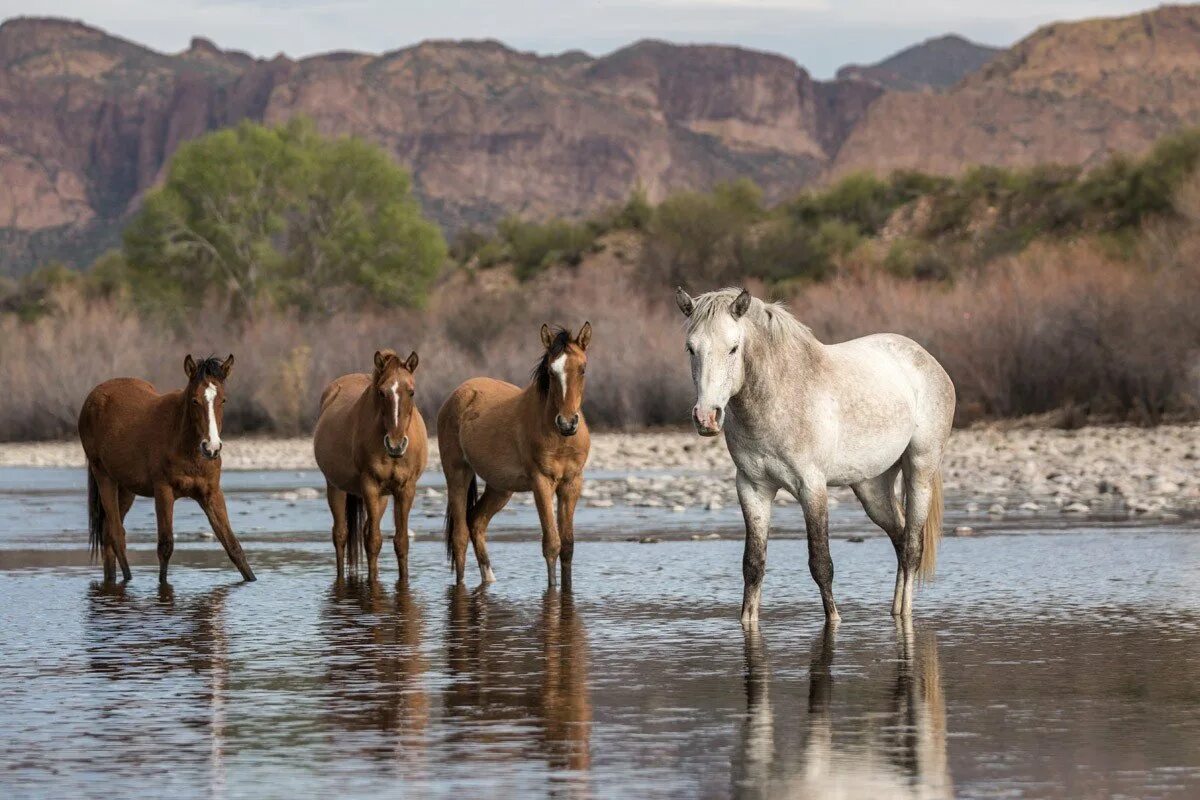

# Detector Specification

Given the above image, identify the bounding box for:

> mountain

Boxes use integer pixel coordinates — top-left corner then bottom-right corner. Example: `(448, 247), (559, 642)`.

(4, 6), (1200, 274)
(0, 19), (871, 272)
(836, 34), (1001, 91)
(831, 5), (1200, 178)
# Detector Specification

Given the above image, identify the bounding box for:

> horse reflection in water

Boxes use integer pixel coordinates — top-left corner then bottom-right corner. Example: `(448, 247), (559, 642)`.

(444, 586), (592, 778)
(85, 582), (232, 797)
(320, 579), (429, 758)
(735, 621), (951, 800)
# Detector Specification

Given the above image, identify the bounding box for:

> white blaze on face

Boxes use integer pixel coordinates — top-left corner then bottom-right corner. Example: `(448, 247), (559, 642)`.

(550, 353), (568, 400)
(203, 382), (221, 449)
(390, 380), (401, 429)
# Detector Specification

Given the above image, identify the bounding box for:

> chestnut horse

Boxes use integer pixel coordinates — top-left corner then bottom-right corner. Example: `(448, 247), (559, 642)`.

(314, 350), (428, 582)
(438, 323), (591, 587)
(78, 354), (255, 583)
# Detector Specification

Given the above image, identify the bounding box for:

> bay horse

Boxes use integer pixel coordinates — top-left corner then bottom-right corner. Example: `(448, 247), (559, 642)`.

(314, 349), (428, 582)
(676, 288), (955, 624)
(438, 323), (591, 587)
(78, 354), (255, 583)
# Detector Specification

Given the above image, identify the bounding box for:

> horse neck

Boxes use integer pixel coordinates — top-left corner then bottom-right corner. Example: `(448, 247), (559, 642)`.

(168, 389), (201, 453)
(519, 381), (561, 440)
(729, 322), (824, 425)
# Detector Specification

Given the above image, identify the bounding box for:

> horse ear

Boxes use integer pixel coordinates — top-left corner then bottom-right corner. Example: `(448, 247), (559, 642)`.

(540, 324), (553, 349)
(730, 289), (751, 320)
(675, 287), (694, 317)
(576, 321), (592, 351)
(374, 350), (386, 372)
(220, 354), (235, 378)
(405, 351), (419, 373)
(184, 354), (197, 379)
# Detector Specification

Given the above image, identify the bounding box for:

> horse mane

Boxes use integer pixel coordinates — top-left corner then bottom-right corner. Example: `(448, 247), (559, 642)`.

(191, 356), (228, 384)
(685, 288), (817, 346)
(531, 327), (572, 395)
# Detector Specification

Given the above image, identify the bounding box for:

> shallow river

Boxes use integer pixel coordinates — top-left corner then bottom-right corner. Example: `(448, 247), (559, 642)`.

(1, 467), (1198, 799)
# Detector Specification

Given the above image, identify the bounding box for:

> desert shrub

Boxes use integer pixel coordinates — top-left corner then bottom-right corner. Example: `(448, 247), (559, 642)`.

(497, 217), (600, 280)
(643, 179), (764, 287)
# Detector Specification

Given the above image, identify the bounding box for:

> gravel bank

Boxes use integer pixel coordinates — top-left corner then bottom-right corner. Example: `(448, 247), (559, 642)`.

(3, 426), (1197, 520)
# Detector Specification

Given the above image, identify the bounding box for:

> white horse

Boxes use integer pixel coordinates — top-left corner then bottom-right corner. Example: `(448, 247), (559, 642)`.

(676, 287), (955, 624)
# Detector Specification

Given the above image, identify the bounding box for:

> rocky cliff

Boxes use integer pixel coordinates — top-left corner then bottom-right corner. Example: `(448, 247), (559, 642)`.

(831, 5), (1200, 178)
(4, 6), (1200, 273)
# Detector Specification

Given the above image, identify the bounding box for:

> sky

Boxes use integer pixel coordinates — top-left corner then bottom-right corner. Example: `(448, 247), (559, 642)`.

(0, 0), (1169, 78)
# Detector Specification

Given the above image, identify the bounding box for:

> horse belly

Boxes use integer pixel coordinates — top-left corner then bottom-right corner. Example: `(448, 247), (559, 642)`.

(823, 429), (910, 486)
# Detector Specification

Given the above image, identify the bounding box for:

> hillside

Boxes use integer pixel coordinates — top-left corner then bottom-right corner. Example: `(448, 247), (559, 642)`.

(831, 5), (1200, 177)
(5, 6), (1200, 273)
(835, 34), (1001, 91)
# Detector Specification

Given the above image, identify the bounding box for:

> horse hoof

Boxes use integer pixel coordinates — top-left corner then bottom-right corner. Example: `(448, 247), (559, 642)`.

(740, 614), (758, 628)
(482, 567), (497, 584)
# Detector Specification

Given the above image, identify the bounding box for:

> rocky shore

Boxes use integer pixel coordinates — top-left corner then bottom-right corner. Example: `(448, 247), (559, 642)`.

(2, 426), (1197, 521)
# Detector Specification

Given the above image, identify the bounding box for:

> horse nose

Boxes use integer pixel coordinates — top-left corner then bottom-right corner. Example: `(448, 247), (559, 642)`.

(556, 414), (580, 436)
(201, 440), (221, 459)
(692, 405), (723, 433)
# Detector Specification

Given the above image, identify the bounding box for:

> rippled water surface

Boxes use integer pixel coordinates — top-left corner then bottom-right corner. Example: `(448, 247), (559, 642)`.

(1, 468), (1199, 799)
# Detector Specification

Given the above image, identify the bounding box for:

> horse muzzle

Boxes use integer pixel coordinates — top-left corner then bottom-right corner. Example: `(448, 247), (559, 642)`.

(692, 405), (724, 437)
(555, 413), (580, 437)
(200, 440), (222, 460)
(384, 434), (409, 458)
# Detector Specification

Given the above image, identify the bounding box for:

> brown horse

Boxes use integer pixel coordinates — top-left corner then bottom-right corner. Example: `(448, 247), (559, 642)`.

(438, 323), (591, 587)
(314, 349), (428, 582)
(78, 354), (255, 583)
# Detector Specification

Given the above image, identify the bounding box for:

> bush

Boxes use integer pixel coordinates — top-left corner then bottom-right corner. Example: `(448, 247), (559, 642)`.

(123, 118), (446, 317)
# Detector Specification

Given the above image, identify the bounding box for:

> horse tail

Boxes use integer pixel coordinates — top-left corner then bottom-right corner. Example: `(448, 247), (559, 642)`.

(345, 494), (367, 572)
(87, 468), (105, 560)
(917, 470), (943, 584)
(444, 474), (478, 564)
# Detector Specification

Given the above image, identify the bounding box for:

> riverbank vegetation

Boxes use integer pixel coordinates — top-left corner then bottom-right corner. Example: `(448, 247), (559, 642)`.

(3, 123), (1199, 440)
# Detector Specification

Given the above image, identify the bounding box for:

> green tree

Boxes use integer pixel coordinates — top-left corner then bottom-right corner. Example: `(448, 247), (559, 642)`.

(123, 118), (445, 316)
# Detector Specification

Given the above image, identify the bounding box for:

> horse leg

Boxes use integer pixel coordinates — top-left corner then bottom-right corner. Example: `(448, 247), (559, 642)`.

(898, 455), (939, 617)
(532, 475), (560, 588)
(736, 471), (776, 627)
(153, 485), (176, 583)
(556, 476), (582, 589)
(393, 481), (417, 582)
(198, 488), (256, 581)
(469, 485), (512, 584)
(852, 465), (908, 616)
(443, 466), (474, 584)
(363, 488), (387, 583)
(94, 472), (132, 582)
(326, 481), (349, 580)
(798, 479), (839, 622)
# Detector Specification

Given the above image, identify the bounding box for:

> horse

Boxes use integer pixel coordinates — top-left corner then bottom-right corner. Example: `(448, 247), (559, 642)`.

(78, 354), (255, 583)
(438, 323), (591, 587)
(675, 288), (955, 624)
(313, 349), (428, 582)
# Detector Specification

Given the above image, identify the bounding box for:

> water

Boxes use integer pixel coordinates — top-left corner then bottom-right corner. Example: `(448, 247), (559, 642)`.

(1, 468), (1199, 799)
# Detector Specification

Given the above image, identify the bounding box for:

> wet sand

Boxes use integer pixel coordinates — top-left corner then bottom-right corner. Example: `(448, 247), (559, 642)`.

(4, 424), (1198, 520)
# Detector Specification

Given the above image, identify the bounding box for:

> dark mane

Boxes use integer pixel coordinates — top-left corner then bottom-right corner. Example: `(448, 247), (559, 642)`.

(531, 327), (572, 395)
(192, 356), (228, 384)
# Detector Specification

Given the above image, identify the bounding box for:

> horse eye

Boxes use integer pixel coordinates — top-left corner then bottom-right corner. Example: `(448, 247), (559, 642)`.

(408, 388), (415, 396)
(730, 345), (739, 354)
(192, 398), (200, 406)
(221, 398), (227, 405)
(686, 345), (694, 355)
(580, 365), (586, 376)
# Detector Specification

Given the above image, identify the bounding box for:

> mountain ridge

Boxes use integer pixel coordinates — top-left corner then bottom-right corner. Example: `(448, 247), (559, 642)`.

(3, 8), (1200, 273)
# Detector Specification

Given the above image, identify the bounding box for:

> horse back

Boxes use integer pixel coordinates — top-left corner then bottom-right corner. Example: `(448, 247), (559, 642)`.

(78, 378), (176, 490)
